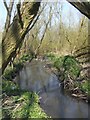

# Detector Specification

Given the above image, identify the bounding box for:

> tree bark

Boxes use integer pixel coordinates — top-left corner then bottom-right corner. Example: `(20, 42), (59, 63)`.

(2, 0), (90, 74)
(67, 0), (90, 19)
(2, 1), (41, 73)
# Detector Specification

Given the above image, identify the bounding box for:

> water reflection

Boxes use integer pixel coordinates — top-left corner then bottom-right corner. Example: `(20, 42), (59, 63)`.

(16, 60), (89, 118)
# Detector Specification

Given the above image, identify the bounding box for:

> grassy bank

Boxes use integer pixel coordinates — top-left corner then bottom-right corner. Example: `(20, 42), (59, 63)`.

(3, 53), (32, 81)
(2, 54), (49, 119)
(46, 53), (90, 102)
(2, 80), (49, 118)
(2, 52), (89, 119)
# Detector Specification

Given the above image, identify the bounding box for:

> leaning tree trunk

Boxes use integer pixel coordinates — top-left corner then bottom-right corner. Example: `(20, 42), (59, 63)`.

(2, 1), (41, 73)
(1, 0), (90, 74)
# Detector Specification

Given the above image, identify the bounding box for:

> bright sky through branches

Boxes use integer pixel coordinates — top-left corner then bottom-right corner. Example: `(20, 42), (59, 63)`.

(0, 0), (84, 31)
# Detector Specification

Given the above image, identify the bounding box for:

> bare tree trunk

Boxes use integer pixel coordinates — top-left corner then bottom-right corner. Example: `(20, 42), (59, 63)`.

(2, 1), (41, 73)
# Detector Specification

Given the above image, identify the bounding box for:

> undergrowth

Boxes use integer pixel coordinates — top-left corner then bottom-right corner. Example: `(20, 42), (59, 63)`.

(2, 54), (49, 119)
(46, 53), (89, 98)
(2, 79), (49, 119)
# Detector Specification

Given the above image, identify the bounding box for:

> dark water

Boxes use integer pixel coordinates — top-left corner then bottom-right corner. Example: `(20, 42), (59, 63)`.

(15, 60), (89, 118)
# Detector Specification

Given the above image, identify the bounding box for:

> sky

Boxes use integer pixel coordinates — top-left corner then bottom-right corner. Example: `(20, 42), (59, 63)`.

(0, 0), (84, 31)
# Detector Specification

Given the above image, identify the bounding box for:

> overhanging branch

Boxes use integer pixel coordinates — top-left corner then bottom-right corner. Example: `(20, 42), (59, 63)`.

(66, 0), (90, 19)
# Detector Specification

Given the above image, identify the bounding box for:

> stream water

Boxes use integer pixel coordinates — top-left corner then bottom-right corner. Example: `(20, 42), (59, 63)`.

(15, 60), (89, 118)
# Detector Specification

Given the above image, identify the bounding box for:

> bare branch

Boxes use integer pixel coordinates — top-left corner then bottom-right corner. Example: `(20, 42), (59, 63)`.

(2, 1), (41, 73)
(76, 16), (85, 43)
(2, 0), (14, 41)
(9, 0), (14, 14)
(3, 0), (9, 14)
(34, 6), (53, 57)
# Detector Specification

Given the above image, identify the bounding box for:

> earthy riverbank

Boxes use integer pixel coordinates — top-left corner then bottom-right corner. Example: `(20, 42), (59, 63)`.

(2, 54), (50, 119)
(2, 79), (50, 119)
(44, 53), (89, 103)
(2, 53), (89, 118)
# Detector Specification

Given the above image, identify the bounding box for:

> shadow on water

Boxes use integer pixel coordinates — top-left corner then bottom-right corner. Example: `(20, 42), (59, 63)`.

(15, 60), (89, 118)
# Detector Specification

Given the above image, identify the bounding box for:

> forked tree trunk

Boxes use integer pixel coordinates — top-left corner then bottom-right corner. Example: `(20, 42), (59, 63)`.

(2, 1), (41, 73)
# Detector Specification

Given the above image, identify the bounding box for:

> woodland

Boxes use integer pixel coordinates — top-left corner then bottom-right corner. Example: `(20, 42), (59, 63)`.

(0, 0), (90, 119)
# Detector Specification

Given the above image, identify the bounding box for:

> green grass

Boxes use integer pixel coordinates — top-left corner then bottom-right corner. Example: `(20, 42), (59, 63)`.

(46, 53), (89, 96)
(63, 55), (81, 79)
(2, 80), (20, 95)
(19, 54), (31, 63)
(11, 92), (48, 118)
(2, 53), (49, 119)
(80, 81), (90, 94)
(3, 53), (31, 81)
(3, 62), (23, 81)
(47, 54), (81, 79)
(2, 80), (49, 119)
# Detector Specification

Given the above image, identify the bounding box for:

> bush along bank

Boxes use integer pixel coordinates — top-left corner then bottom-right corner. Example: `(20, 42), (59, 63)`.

(2, 54), (50, 119)
(46, 53), (89, 103)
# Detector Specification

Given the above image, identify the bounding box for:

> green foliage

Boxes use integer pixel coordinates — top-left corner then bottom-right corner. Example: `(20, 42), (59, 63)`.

(2, 80), (49, 119)
(13, 62), (23, 71)
(53, 57), (65, 70)
(63, 56), (81, 79)
(12, 92), (48, 118)
(47, 54), (81, 79)
(2, 80), (20, 95)
(20, 54), (31, 62)
(2, 52), (49, 118)
(28, 93), (48, 118)
(80, 81), (90, 94)
(3, 67), (16, 80)
(3, 54), (31, 80)
(45, 53), (57, 63)
(11, 92), (32, 118)
(46, 53), (63, 68)
(3, 64), (23, 81)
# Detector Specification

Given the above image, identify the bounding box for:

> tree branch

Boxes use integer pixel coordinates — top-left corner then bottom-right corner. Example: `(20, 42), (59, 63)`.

(67, 0), (90, 19)
(17, 1), (23, 29)
(27, 3), (46, 33)
(2, 0), (14, 41)
(34, 6), (53, 57)
(2, 1), (41, 73)
(3, 0), (9, 14)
